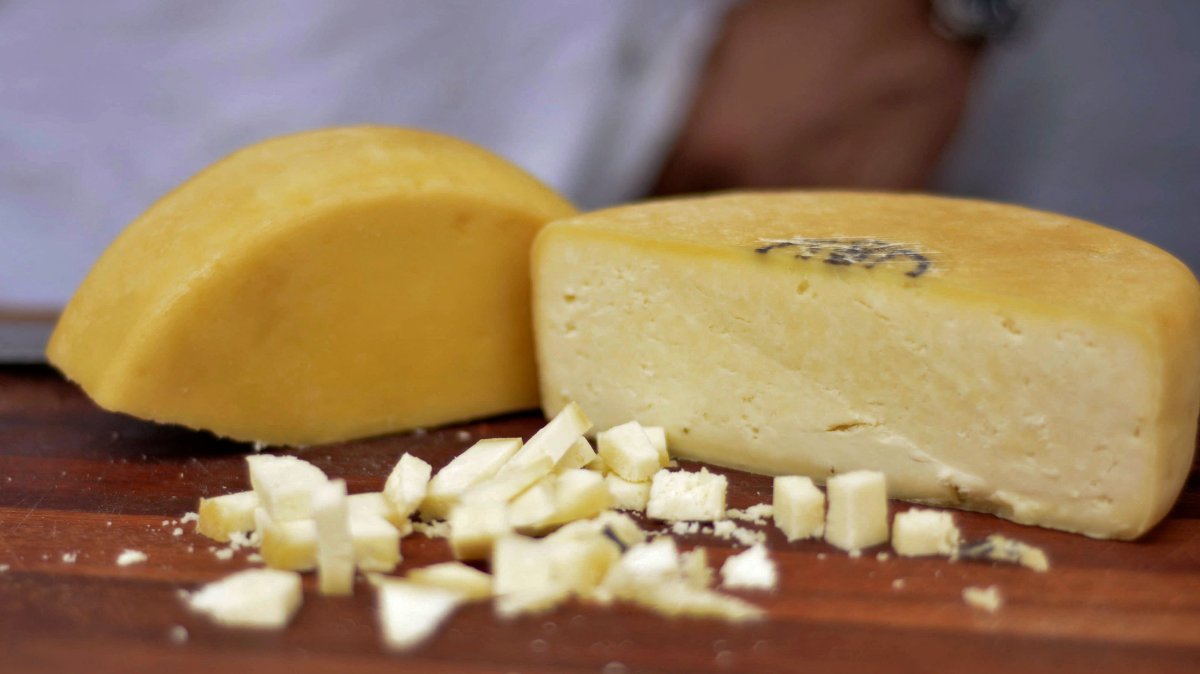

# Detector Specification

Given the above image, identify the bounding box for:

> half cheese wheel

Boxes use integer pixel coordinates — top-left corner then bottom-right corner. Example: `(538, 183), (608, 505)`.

(49, 126), (575, 444)
(532, 192), (1200, 539)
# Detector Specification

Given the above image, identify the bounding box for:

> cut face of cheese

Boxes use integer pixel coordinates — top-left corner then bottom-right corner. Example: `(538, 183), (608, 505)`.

(532, 192), (1200, 539)
(47, 126), (576, 445)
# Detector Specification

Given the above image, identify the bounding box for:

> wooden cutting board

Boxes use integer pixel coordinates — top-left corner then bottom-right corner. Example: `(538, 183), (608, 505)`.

(0, 365), (1197, 673)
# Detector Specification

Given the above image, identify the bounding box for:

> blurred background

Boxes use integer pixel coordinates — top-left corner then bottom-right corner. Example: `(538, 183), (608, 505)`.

(1, 0), (1197, 349)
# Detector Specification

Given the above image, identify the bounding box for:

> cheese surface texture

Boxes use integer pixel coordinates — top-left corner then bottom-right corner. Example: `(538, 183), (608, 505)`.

(532, 192), (1200, 539)
(47, 126), (575, 445)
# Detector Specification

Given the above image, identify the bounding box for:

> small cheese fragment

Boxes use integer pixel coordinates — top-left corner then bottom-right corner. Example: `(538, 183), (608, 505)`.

(605, 474), (651, 512)
(187, 569), (302, 629)
(959, 534), (1050, 572)
(553, 437), (598, 474)
(497, 402), (591, 476)
(597, 421), (663, 482)
(383, 453), (432, 519)
(197, 490), (260, 542)
(407, 562), (493, 600)
(532, 192), (1200, 539)
(48, 127), (576, 446)
(680, 548), (714, 589)
(348, 492), (411, 532)
(349, 515), (402, 572)
(246, 455), (328, 521)
(312, 479), (355, 595)
(421, 438), (522, 520)
(773, 476), (825, 541)
(892, 508), (961, 557)
(448, 500), (512, 560)
(492, 529), (622, 616)
(116, 549), (147, 566)
(646, 468), (727, 522)
(962, 585), (1003, 613)
(825, 471), (889, 552)
(376, 580), (463, 650)
(257, 509), (318, 571)
(720, 544), (777, 591)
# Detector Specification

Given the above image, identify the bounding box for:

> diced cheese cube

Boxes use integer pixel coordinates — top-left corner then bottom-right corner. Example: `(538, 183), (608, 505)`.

(605, 473), (651, 512)
(545, 469), (611, 527)
(553, 510), (646, 550)
(602, 537), (681, 594)
(312, 479), (355, 596)
(187, 569), (302, 629)
(383, 453), (432, 519)
(773, 476), (825, 541)
(719, 544), (777, 591)
(584, 453), (609, 475)
(646, 468), (727, 522)
(497, 402), (591, 476)
(376, 580), (463, 650)
(197, 490), (260, 542)
(532, 192), (1200, 541)
(246, 454), (328, 521)
(257, 508), (318, 571)
(491, 532), (620, 615)
(350, 514), (401, 572)
(892, 508), (961, 557)
(448, 500), (512, 560)
(491, 535), (554, 597)
(348, 492), (411, 532)
(553, 437), (598, 474)
(406, 562), (493, 600)
(597, 421), (662, 482)
(507, 477), (558, 532)
(643, 426), (669, 465)
(421, 438), (523, 520)
(680, 548), (714, 589)
(460, 455), (555, 505)
(825, 471), (889, 552)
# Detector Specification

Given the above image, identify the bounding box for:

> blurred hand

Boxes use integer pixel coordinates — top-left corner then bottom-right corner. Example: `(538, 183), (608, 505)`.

(654, 0), (979, 195)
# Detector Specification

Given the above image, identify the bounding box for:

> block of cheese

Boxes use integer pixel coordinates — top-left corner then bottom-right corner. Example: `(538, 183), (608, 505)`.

(532, 192), (1200, 539)
(47, 126), (576, 445)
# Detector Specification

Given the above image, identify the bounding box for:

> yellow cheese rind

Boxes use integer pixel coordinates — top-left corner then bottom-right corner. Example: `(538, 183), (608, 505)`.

(48, 126), (576, 445)
(532, 192), (1200, 539)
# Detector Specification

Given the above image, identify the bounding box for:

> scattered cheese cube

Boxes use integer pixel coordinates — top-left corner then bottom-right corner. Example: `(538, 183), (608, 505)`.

(680, 548), (714, 589)
(350, 514), (402, 572)
(605, 473), (651, 512)
(197, 490), (260, 542)
(646, 468), (727, 522)
(720, 544), (777, 591)
(892, 509), (961, 557)
(406, 562), (493, 600)
(347, 492), (409, 531)
(448, 500), (512, 560)
(643, 426), (669, 465)
(824, 470), (889, 552)
(773, 476), (825, 541)
(544, 469), (611, 527)
(246, 454), (328, 521)
(962, 585), (1003, 613)
(421, 438), (523, 520)
(188, 569), (303, 629)
(312, 479), (355, 595)
(553, 437), (598, 474)
(597, 421), (662, 482)
(257, 508), (318, 571)
(491, 531), (621, 616)
(376, 580), (463, 650)
(383, 453), (432, 519)
(553, 510), (647, 550)
(497, 402), (592, 476)
(507, 477), (558, 532)
(460, 455), (555, 505)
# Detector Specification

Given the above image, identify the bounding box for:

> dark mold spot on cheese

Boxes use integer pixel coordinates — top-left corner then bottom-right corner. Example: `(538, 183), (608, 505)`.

(755, 237), (932, 278)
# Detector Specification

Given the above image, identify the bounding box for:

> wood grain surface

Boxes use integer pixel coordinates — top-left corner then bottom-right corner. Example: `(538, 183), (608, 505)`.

(1, 365), (1197, 673)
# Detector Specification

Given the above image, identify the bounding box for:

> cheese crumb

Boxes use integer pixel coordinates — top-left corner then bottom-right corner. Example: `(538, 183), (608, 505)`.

(646, 468), (727, 522)
(173, 527), (184, 537)
(892, 578), (906, 590)
(116, 549), (148, 566)
(962, 585), (1003, 613)
(0, 564), (9, 573)
(180, 512), (200, 524)
(720, 545), (777, 591)
(62, 552), (78, 564)
(412, 520), (451, 539)
(213, 548), (235, 561)
(960, 535), (1050, 572)
(169, 625), (189, 644)
(726, 504), (774, 524)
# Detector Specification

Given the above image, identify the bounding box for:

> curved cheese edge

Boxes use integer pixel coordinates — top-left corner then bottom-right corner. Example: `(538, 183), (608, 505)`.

(48, 126), (576, 445)
(532, 192), (1200, 539)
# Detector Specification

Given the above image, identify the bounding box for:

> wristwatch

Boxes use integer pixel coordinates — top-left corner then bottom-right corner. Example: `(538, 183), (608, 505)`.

(930, 0), (1023, 42)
